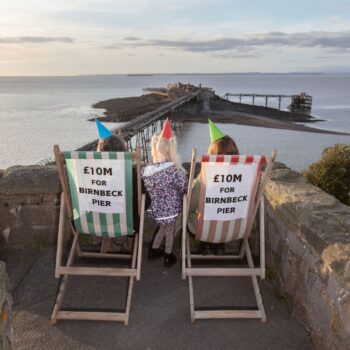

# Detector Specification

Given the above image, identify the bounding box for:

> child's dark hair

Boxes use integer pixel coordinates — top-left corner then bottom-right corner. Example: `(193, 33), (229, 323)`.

(97, 135), (127, 152)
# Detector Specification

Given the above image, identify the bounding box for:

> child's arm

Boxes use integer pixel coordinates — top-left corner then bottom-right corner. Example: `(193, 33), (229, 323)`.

(177, 169), (188, 194)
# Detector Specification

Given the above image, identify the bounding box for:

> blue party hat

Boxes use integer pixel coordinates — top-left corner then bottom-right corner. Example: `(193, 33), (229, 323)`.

(96, 119), (113, 139)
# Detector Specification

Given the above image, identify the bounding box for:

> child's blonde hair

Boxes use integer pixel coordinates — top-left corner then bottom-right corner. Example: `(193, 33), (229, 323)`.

(151, 133), (183, 169)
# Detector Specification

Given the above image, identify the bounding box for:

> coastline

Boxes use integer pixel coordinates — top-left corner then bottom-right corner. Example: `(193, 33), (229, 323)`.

(92, 93), (350, 136)
(92, 93), (170, 122)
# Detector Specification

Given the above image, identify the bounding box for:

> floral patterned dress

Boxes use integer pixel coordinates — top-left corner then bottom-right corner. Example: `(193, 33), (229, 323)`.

(142, 162), (188, 224)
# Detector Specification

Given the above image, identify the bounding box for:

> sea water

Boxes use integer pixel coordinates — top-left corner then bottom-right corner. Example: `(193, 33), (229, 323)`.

(0, 73), (349, 171)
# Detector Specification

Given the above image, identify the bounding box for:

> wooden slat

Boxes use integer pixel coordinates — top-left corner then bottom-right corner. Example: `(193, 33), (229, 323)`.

(245, 239), (267, 322)
(55, 192), (66, 278)
(79, 252), (132, 260)
(190, 254), (241, 260)
(59, 267), (137, 277)
(56, 311), (125, 322)
(125, 230), (139, 325)
(51, 231), (80, 324)
(194, 310), (262, 319)
(259, 196), (266, 279)
(53, 145), (73, 218)
(182, 195), (187, 280)
(186, 268), (262, 277)
(136, 194), (145, 281)
(134, 147), (142, 215)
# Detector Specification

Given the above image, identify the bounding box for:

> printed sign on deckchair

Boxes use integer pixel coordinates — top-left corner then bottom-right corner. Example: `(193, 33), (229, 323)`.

(182, 150), (276, 323)
(196, 155), (262, 243)
(64, 151), (134, 237)
(51, 146), (145, 326)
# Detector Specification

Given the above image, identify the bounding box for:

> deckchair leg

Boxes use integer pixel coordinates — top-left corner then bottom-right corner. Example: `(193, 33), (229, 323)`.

(51, 231), (79, 324)
(259, 197), (266, 280)
(124, 234), (138, 326)
(55, 193), (66, 278)
(136, 194), (145, 281)
(124, 277), (135, 326)
(245, 239), (266, 322)
(186, 233), (195, 322)
(188, 276), (195, 323)
(76, 239), (83, 258)
(182, 195), (187, 280)
(238, 239), (246, 259)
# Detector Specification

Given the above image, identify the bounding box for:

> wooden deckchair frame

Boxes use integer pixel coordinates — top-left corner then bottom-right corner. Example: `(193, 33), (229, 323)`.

(51, 145), (145, 325)
(182, 149), (276, 322)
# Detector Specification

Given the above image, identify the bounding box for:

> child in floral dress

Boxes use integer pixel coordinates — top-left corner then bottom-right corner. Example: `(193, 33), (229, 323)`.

(142, 119), (188, 267)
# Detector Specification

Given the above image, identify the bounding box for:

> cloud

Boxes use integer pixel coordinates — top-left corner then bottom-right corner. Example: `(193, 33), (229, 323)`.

(0, 36), (74, 44)
(108, 31), (350, 52)
(210, 52), (261, 59)
(124, 36), (141, 41)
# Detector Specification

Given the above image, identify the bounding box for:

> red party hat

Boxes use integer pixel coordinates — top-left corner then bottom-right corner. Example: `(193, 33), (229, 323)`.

(160, 119), (173, 139)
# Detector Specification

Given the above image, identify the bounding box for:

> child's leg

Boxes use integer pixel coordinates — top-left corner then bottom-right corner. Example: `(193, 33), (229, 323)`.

(164, 222), (176, 254)
(152, 224), (166, 249)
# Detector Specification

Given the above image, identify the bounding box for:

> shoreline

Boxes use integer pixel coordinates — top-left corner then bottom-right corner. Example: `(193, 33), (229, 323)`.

(92, 93), (350, 136)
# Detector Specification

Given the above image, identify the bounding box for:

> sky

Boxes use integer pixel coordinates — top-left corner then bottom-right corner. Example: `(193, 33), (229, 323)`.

(1, 0), (350, 75)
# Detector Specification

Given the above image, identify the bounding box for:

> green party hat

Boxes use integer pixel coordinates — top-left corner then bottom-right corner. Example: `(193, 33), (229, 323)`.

(208, 118), (225, 142)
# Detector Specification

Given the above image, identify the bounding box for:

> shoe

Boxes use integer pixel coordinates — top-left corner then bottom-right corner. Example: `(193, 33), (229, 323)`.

(197, 242), (210, 255)
(164, 253), (177, 267)
(148, 247), (164, 261)
(213, 243), (226, 256)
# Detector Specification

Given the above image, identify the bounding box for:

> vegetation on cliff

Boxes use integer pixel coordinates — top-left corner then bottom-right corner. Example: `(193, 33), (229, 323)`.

(303, 143), (350, 205)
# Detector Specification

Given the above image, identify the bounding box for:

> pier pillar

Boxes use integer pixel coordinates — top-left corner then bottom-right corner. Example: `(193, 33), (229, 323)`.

(239, 94), (241, 103)
(252, 95), (255, 105)
(265, 96), (268, 107)
(278, 96), (281, 110)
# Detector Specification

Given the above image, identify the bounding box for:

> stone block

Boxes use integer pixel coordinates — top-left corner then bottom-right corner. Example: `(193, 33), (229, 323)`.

(0, 262), (12, 350)
(266, 219), (280, 253)
(0, 166), (61, 195)
(286, 229), (306, 257)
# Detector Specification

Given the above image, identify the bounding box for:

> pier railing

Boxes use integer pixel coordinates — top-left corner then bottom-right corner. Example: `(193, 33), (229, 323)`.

(223, 92), (312, 113)
(120, 92), (198, 162)
(78, 92), (198, 163)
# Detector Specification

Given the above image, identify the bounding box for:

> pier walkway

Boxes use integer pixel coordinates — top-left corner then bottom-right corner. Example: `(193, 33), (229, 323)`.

(81, 91), (199, 162)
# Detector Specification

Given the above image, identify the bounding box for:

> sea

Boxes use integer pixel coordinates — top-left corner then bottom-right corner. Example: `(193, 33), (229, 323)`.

(0, 73), (350, 171)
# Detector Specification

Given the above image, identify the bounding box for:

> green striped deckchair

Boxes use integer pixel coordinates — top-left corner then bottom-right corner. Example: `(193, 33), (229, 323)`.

(64, 150), (135, 238)
(181, 149), (276, 323)
(51, 145), (145, 325)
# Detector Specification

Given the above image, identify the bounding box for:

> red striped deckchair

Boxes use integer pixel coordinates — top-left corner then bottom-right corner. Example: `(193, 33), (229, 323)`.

(51, 145), (145, 325)
(182, 149), (276, 322)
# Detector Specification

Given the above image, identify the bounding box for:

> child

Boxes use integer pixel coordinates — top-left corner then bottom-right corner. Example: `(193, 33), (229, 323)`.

(188, 119), (239, 255)
(95, 120), (138, 253)
(142, 119), (188, 267)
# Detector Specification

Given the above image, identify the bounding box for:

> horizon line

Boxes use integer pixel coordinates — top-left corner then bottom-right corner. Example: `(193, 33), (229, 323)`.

(1, 71), (350, 78)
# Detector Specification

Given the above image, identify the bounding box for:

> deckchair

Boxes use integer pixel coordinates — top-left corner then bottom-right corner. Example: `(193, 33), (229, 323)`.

(51, 146), (145, 325)
(182, 150), (276, 322)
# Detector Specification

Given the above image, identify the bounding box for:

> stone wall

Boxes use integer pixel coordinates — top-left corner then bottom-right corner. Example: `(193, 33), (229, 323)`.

(0, 163), (350, 349)
(265, 163), (350, 350)
(0, 262), (12, 349)
(0, 166), (61, 249)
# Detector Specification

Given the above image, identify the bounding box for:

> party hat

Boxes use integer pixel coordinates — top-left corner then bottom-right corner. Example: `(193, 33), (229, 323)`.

(96, 119), (113, 139)
(160, 119), (173, 139)
(208, 118), (225, 142)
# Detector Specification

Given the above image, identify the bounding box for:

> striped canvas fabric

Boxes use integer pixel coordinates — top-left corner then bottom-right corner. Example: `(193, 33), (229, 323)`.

(195, 155), (266, 243)
(63, 151), (134, 237)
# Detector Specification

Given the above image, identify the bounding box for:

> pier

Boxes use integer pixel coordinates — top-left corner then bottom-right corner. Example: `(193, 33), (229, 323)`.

(223, 92), (312, 113)
(81, 90), (201, 162)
